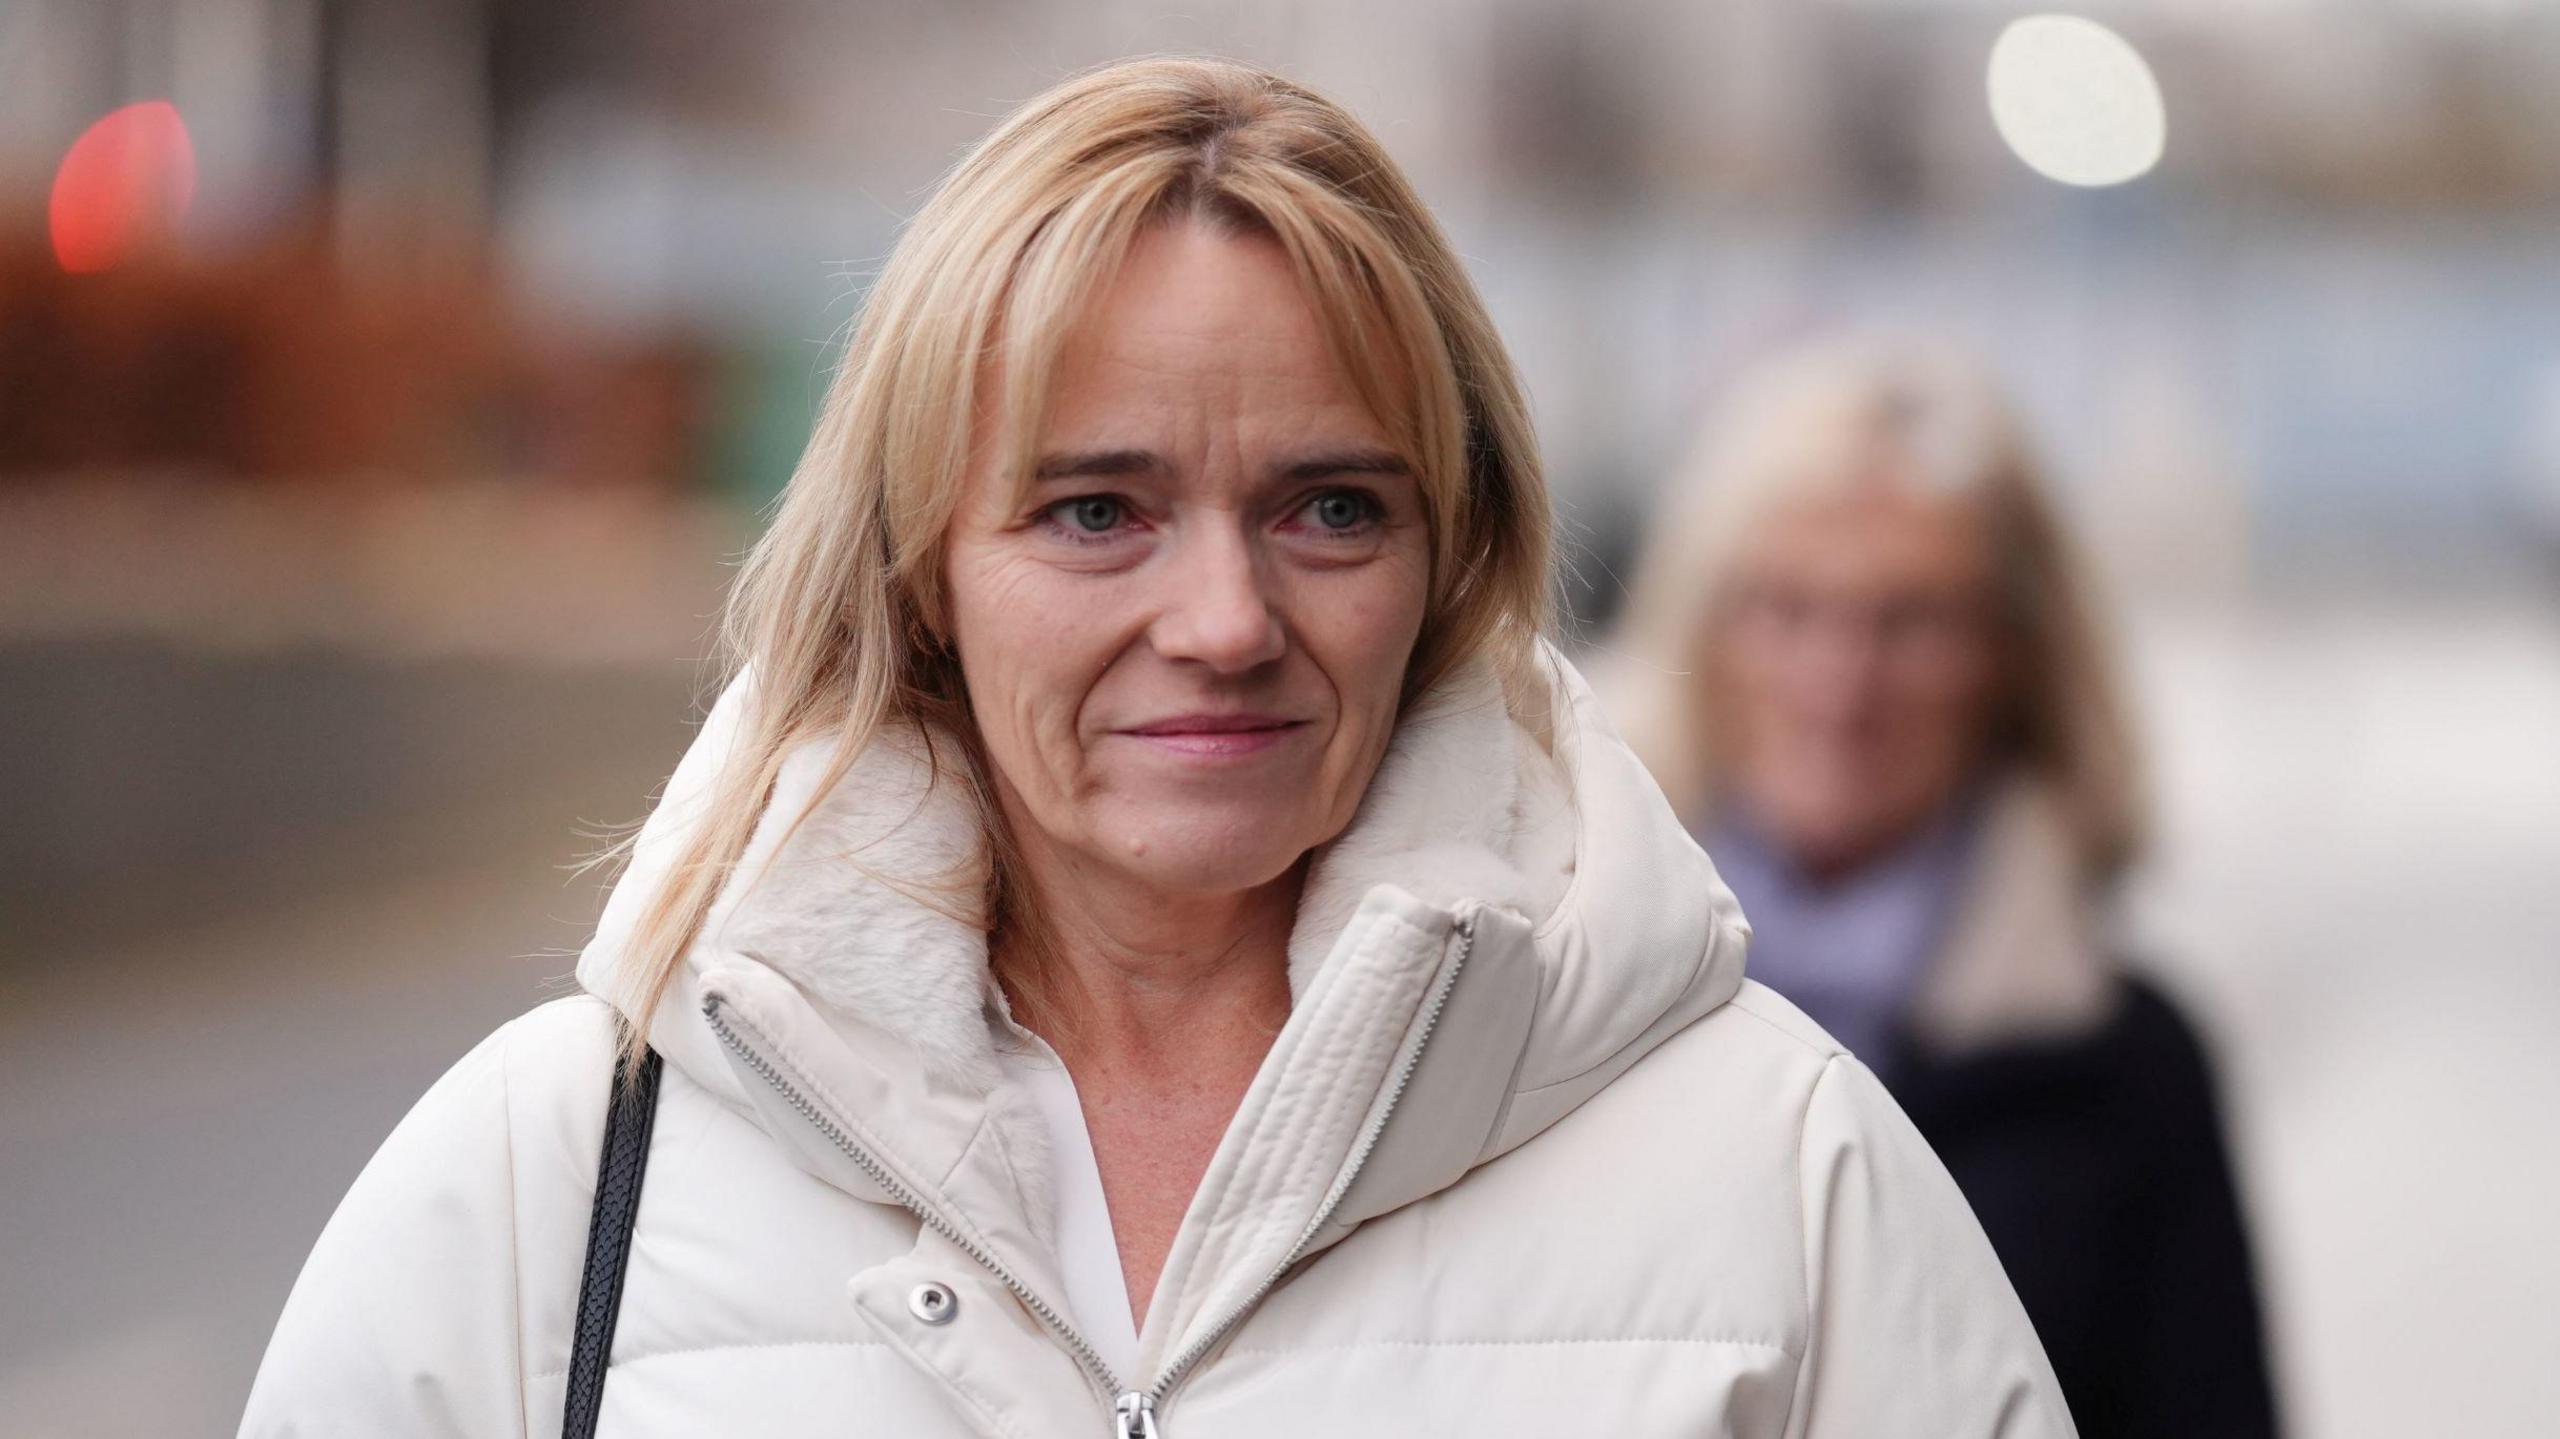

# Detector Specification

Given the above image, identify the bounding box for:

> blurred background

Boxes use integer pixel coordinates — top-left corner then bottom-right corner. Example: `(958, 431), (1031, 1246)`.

(3, 1), (2556, 1434)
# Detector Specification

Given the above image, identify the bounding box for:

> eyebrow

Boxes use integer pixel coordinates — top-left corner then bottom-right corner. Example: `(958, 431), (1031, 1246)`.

(1029, 447), (1413, 483)
(1279, 449), (1413, 482)
(1033, 449), (1160, 481)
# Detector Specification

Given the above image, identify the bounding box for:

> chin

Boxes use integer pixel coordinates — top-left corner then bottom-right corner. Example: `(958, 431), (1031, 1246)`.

(1757, 778), (1889, 858)
(1101, 803), (1312, 895)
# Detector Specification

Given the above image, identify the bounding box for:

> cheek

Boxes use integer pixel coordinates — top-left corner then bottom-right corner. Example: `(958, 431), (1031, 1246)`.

(949, 550), (1047, 680)
(1278, 559), (1426, 821)
(946, 549), (1108, 784)
(1897, 650), (2002, 755)
(1733, 648), (1830, 744)
(1730, 645), (1791, 712)
(1303, 557), (1429, 708)
(1704, 638), (1781, 765)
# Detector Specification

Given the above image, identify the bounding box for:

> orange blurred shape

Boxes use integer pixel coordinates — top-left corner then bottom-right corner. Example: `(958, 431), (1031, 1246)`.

(51, 100), (197, 274)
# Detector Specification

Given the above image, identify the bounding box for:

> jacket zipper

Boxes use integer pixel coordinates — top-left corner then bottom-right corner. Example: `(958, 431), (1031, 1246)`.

(702, 997), (1127, 1402)
(1113, 1389), (1161, 1439)
(707, 905), (1478, 1438)
(1134, 907), (1478, 1428)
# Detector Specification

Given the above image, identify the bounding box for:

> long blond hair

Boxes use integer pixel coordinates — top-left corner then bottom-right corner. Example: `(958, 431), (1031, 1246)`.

(589, 56), (1554, 1068)
(1605, 332), (2143, 881)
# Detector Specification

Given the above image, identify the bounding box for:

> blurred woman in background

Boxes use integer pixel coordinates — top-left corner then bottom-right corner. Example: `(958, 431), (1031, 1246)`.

(1608, 335), (2280, 1439)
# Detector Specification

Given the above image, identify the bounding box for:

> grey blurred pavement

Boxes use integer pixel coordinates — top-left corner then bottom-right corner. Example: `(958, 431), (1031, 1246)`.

(2, 651), (701, 1436)
(2124, 579), (2560, 1439)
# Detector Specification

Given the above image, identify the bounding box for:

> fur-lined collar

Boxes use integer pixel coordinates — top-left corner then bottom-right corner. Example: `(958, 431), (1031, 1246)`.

(575, 637), (1751, 1311)
(579, 645), (1581, 1096)
(1906, 773), (2117, 1055)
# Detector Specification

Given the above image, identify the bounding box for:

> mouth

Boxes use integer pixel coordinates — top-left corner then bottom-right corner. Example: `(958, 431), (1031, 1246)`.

(1117, 714), (1310, 759)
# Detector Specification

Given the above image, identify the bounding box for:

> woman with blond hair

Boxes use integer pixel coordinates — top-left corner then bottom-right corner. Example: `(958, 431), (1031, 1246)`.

(241, 65), (2072, 1438)
(1607, 334), (2278, 1439)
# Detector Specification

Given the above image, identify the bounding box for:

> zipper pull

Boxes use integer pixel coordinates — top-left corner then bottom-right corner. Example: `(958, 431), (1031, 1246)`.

(1113, 1390), (1160, 1439)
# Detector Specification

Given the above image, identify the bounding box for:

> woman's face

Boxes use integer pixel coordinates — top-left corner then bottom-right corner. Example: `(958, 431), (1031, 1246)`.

(943, 221), (1433, 901)
(1713, 477), (2003, 875)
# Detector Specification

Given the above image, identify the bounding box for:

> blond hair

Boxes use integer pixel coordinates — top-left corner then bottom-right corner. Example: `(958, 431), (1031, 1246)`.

(589, 56), (1554, 1068)
(1606, 332), (2143, 881)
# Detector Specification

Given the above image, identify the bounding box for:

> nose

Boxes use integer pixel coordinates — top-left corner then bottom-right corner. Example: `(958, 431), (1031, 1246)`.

(1771, 605), (1891, 726)
(1802, 610), (1889, 682)
(1148, 523), (1286, 673)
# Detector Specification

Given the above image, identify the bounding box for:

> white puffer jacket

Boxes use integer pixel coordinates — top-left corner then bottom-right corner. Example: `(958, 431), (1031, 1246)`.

(239, 641), (2076, 1438)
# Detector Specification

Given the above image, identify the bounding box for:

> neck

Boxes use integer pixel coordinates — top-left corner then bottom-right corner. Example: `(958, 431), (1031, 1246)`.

(990, 823), (1304, 1333)
(1722, 774), (1989, 891)
(995, 831), (1301, 1086)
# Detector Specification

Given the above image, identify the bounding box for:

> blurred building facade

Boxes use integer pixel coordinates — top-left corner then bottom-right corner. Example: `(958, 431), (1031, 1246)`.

(7, 0), (2560, 567)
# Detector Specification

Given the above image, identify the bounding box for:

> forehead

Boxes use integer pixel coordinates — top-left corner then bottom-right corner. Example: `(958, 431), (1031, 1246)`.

(1744, 476), (1993, 593)
(1040, 222), (1384, 439)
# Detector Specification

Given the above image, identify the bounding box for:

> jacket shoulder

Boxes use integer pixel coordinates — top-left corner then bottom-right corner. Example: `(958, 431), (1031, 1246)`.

(1621, 977), (1856, 1112)
(491, 991), (623, 1077)
(1720, 978), (1853, 1062)
(238, 995), (622, 1437)
(394, 994), (627, 1202)
(1573, 978), (1851, 1152)
(1684, 989), (2075, 1434)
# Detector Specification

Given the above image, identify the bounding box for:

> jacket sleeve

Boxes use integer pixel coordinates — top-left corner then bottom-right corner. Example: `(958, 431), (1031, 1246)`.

(238, 1019), (533, 1439)
(1781, 1053), (2079, 1439)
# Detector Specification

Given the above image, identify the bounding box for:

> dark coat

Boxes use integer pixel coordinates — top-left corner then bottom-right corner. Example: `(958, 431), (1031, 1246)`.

(1879, 972), (2282, 1439)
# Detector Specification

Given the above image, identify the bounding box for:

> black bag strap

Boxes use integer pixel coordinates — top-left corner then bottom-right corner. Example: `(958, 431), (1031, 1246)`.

(562, 1034), (663, 1439)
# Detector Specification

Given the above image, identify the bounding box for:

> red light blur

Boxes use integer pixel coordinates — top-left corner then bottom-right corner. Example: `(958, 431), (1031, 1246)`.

(50, 100), (198, 274)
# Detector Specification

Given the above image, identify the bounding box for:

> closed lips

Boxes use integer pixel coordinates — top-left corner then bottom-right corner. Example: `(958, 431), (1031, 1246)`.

(1124, 716), (1302, 735)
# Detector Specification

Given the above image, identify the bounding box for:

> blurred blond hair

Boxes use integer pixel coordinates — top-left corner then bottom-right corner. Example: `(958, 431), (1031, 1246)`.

(1604, 331), (2143, 882)
(587, 56), (1555, 1066)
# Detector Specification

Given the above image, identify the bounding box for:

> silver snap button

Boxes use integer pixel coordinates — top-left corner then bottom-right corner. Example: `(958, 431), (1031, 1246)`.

(907, 1280), (959, 1325)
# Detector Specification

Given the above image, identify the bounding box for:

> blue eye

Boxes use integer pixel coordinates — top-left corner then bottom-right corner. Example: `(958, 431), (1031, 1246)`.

(1298, 488), (1384, 537)
(1310, 491), (1368, 530)
(1062, 496), (1123, 533)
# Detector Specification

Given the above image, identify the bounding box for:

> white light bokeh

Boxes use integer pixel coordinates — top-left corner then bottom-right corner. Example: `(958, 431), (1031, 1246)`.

(1987, 14), (2167, 187)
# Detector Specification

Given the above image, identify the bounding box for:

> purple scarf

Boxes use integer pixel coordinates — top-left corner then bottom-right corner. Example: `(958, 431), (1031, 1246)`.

(1699, 788), (1988, 1074)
